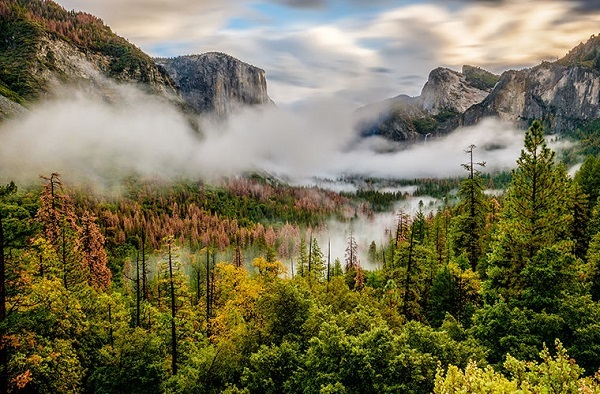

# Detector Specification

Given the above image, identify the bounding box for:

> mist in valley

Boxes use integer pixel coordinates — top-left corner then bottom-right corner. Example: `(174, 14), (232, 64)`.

(0, 80), (528, 189)
(0, 80), (541, 267)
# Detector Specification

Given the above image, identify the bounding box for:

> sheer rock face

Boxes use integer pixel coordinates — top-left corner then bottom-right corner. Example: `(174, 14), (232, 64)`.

(0, 32), (179, 123)
(156, 53), (273, 117)
(463, 62), (600, 133)
(419, 67), (491, 116)
(362, 39), (600, 144)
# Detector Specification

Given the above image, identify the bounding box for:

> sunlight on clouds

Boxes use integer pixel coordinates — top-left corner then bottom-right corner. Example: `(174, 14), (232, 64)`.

(406, 0), (600, 68)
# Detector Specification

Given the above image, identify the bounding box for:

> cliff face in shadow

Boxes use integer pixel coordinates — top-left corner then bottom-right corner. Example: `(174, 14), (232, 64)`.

(156, 53), (273, 117)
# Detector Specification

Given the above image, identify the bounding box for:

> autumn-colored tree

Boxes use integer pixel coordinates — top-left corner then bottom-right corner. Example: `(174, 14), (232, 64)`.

(78, 211), (111, 290)
(36, 173), (83, 290)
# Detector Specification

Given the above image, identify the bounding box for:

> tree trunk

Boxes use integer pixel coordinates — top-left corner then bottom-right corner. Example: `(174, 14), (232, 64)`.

(168, 243), (177, 375)
(0, 212), (7, 394)
(206, 247), (210, 328)
(402, 223), (415, 319)
(141, 227), (147, 301)
(136, 251), (140, 327)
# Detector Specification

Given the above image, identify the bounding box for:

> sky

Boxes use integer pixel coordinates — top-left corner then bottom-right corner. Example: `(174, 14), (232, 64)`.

(54, 0), (600, 107)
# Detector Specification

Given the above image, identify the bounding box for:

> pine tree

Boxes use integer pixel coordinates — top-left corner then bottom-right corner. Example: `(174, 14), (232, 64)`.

(332, 258), (343, 277)
(309, 237), (325, 280)
(344, 232), (359, 271)
(78, 211), (111, 290)
(453, 144), (488, 270)
(487, 120), (574, 300)
(297, 237), (308, 277)
(344, 232), (363, 290)
(36, 174), (83, 290)
(167, 238), (177, 375)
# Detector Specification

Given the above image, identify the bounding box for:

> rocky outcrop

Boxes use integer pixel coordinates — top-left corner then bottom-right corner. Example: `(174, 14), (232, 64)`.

(419, 67), (493, 115)
(156, 53), (273, 117)
(34, 34), (177, 98)
(358, 66), (497, 142)
(463, 61), (600, 133)
(0, 0), (180, 122)
(0, 94), (25, 120)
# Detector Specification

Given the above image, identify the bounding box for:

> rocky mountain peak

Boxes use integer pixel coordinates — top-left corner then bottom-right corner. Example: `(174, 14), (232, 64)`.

(419, 66), (496, 116)
(358, 65), (498, 142)
(155, 52), (273, 117)
(558, 34), (600, 69)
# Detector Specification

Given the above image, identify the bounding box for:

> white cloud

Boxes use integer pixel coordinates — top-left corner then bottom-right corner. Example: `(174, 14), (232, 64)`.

(0, 80), (524, 189)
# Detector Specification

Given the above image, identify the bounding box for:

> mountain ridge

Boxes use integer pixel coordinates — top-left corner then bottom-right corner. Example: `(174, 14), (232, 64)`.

(363, 34), (600, 142)
(0, 0), (273, 122)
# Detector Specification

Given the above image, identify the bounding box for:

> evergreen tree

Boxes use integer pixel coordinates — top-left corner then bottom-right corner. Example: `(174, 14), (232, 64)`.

(344, 232), (363, 290)
(486, 120), (575, 301)
(453, 144), (488, 271)
(574, 154), (600, 211)
(309, 237), (325, 280)
(344, 232), (359, 272)
(367, 240), (378, 264)
(332, 258), (343, 277)
(297, 237), (308, 277)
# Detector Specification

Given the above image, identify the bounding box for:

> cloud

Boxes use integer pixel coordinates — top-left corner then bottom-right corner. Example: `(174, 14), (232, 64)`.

(0, 79), (525, 191)
(270, 0), (326, 9)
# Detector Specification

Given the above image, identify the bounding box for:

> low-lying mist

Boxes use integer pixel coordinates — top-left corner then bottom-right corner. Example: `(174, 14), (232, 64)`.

(0, 81), (526, 189)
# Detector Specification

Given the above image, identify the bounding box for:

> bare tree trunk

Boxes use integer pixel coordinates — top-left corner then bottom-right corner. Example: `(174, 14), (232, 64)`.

(168, 243), (177, 375)
(0, 211), (7, 393)
(136, 251), (140, 327)
(206, 247), (210, 328)
(141, 226), (147, 301)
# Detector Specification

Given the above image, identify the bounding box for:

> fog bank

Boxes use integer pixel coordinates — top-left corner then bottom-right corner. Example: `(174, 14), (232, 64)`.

(0, 82), (526, 187)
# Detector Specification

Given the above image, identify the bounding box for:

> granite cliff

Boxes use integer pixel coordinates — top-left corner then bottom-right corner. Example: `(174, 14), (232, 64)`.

(156, 53), (273, 117)
(358, 65), (498, 142)
(463, 36), (600, 133)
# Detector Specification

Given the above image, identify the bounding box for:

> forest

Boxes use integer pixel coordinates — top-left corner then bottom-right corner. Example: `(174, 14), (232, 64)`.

(3, 120), (600, 393)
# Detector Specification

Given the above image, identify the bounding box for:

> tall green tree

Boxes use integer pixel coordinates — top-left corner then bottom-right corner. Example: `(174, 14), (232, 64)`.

(308, 237), (325, 280)
(297, 237), (308, 278)
(486, 120), (574, 301)
(453, 144), (488, 271)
